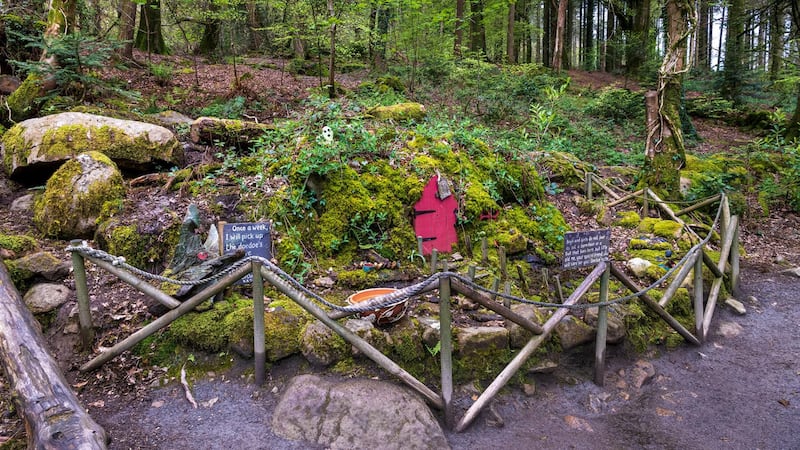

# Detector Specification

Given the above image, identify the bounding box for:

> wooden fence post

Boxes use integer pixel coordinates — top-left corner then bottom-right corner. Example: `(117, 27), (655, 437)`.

(594, 264), (610, 386)
(70, 241), (94, 350)
(252, 260), (266, 386)
(694, 251), (704, 341)
(439, 275), (454, 428)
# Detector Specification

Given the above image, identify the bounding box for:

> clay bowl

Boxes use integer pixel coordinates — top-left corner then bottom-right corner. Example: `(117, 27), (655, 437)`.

(346, 287), (408, 326)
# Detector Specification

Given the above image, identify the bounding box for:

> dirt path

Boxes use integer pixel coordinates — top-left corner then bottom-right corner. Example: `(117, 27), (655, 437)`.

(87, 264), (799, 449)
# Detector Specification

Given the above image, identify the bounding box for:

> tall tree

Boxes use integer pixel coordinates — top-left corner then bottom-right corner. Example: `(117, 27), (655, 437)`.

(584, 0), (595, 70)
(469, 0), (487, 56)
(455, 0), (466, 57)
(769, 1), (784, 79)
(551, 0), (568, 70)
(695, 0), (710, 71)
(721, 0), (744, 103)
(641, 0), (695, 198)
(5, 0), (77, 121)
(118, 0), (137, 59)
(134, 0), (169, 55)
(507, 1), (516, 63)
(786, 0), (800, 138)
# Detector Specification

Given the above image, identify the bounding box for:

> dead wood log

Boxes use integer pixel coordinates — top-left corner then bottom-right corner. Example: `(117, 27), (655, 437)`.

(0, 262), (108, 449)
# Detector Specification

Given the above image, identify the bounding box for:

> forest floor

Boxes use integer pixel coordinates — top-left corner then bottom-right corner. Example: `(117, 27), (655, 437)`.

(1, 56), (799, 449)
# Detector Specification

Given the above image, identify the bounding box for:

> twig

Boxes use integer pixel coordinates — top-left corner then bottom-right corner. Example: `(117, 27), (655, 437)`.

(181, 364), (198, 409)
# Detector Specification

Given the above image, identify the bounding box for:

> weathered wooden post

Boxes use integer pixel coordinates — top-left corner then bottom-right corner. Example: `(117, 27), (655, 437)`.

(594, 265), (610, 386)
(694, 250), (704, 340)
(252, 260), (266, 386)
(730, 218), (740, 294)
(481, 236), (488, 264)
(439, 274), (454, 428)
(499, 246), (507, 279)
(503, 281), (512, 308)
(431, 249), (439, 275)
(70, 240), (94, 350)
(586, 171), (593, 200)
(642, 188), (649, 219)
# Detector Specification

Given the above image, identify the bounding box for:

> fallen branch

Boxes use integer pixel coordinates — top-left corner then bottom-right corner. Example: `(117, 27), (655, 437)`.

(0, 262), (108, 448)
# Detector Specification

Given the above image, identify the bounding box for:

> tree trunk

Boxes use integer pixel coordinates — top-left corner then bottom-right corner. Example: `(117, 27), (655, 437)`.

(469, 0), (486, 56)
(605, 8), (616, 72)
(721, 0), (744, 103)
(542, 0), (552, 66)
(695, 0), (709, 70)
(627, 0), (651, 77)
(641, 0), (694, 199)
(551, 0), (568, 71)
(769, 2), (784, 80)
(507, 1), (516, 63)
(118, 0), (137, 59)
(6, 0), (76, 121)
(584, 0), (594, 70)
(454, 0), (465, 58)
(0, 262), (109, 449)
(196, 20), (220, 55)
(327, 0), (336, 99)
(134, 0), (169, 55)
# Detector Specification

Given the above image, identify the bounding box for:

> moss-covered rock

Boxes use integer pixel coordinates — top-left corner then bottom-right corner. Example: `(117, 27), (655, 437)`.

(366, 103), (426, 121)
(301, 319), (349, 367)
(0, 233), (38, 255)
(189, 116), (275, 149)
(614, 211), (641, 228)
(639, 218), (683, 239)
(1, 112), (182, 183)
(226, 299), (310, 361)
(33, 151), (126, 239)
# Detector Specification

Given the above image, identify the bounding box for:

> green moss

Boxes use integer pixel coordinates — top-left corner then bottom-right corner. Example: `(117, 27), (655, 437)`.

(1, 124), (28, 175)
(37, 123), (178, 164)
(652, 220), (683, 238)
(0, 233), (37, 254)
(169, 300), (238, 352)
(33, 151), (126, 238)
(337, 269), (380, 289)
(6, 73), (43, 121)
(104, 224), (161, 270)
(366, 103), (426, 121)
(629, 238), (672, 250)
(614, 211), (641, 228)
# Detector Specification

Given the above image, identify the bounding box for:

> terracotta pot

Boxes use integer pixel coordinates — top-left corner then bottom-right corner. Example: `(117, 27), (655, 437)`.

(346, 287), (408, 326)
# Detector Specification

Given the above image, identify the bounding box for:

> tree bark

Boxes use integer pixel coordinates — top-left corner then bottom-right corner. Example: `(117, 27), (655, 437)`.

(469, 0), (486, 56)
(327, 0), (336, 98)
(769, 2), (784, 79)
(641, 0), (694, 199)
(0, 262), (108, 449)
(507, 1), (516, 63)
(454, 0), (465, 57)
(6, 0), (76, 121)
(134, 0), (169, 55)
(695, 0), (709, 70)
(721, 0), (744, 103)
(551, 0), (568, 71)
(118, 0), (137, 59)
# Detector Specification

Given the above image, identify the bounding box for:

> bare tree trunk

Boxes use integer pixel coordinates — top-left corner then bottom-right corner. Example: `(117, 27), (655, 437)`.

(6, 0), (76, 121)
(455, 0), (465, 57)
(469, 0), (486, 56)
(507, 1), (516, 63)
(641, 0), (695, 199)
(118, 0), (137, 59)
(327, 0), (336, 98)
(695, 0), (709, 71)
(551, 0), (568, 71)
(769, 2), (784, 80)
(0, 262), (108, 449)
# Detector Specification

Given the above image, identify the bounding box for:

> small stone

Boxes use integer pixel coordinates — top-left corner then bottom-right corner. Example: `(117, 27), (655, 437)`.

(627, 257), (653, 277)
(23, 283), (71, 314)
(717, 321), (742, 338)
(522, 383), (536, 396)
(630, 360), (655, 389)
(563, 415), (594, 432)
(312, 276), (335, 289)
(528, 360), (558, 374)
(746, 295), (758, 305)
(724, 297), (746, 315)
(781, 267), (800, 278)
(774, 255), (787, 265)
(450, 252), (464, 262)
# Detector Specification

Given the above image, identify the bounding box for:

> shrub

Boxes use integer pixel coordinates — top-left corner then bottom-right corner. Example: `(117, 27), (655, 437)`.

(584, 87), (645, 124)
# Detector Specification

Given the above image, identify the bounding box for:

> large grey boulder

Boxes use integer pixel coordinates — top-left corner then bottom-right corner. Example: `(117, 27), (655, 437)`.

(1, 112), (183, 182)
(33, 151), (126, 239)
(24, 283), (71, 314)
(272, 374), (449, 450)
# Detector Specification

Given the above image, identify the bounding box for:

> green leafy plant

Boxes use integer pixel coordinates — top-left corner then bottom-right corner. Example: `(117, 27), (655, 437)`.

(149, 62), (174, 86)
(584, 87), (645, 124)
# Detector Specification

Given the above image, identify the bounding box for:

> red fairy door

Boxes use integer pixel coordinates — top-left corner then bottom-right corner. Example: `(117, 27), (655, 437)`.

(413, 176), (458, 255)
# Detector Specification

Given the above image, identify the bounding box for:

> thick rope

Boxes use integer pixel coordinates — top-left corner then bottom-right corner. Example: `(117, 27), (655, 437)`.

(66, 194), (726, 314)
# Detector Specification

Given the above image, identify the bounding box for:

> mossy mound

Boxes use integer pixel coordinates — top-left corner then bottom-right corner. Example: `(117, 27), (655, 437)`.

(614, 211), (641, 228)
(33, 151), (126, 239)
(0, 233), (37, 254)
(366, 103), (426, 121)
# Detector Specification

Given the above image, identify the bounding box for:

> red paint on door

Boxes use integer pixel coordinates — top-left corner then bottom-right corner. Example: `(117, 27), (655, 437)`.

(413, 176), (458, 255)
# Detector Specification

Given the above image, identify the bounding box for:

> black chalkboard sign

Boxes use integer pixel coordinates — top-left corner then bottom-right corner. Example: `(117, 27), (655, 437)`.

(220, 222), (271, 283)
(562, 229), (610, 269)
